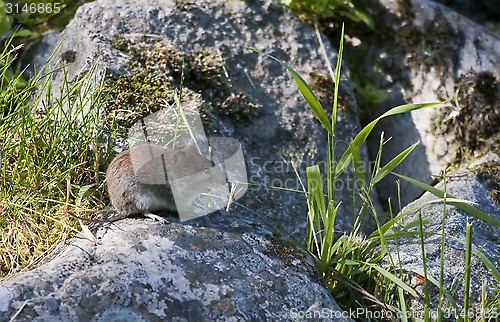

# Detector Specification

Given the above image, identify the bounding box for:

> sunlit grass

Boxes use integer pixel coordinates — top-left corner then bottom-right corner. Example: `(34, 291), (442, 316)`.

(0, 42), (114, 280)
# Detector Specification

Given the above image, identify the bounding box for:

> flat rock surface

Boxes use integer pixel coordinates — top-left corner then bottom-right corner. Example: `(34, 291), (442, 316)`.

(0, 219), (349, 321)
(393, 155), (500, 312)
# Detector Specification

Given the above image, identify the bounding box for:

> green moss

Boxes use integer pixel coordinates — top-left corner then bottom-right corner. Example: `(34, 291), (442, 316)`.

(109, 34), (130, 52)
(308, 71), (354, 112)
(284, 0), (374, 30)
(398, 0), (415, 21)
(397, 11), (463, 77)
(309, 71), (335, 110)
(104, 35), (261, 135)
(432, 72), (499, 162)
(60, 50), (77, 63)
(103, 70), (175, 128)
(173, 0), (198, 11)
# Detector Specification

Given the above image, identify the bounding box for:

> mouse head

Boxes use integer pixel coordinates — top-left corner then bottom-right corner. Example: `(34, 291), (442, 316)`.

(169, 146), (226, 186)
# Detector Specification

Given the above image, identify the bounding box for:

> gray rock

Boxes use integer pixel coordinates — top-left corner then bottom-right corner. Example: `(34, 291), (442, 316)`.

(0, 219), (350, 321)
(392, 154), (500, 313)
(434, 0), (500, 33)
(344, 0), (500, 207)
(24, 0), (371, 240)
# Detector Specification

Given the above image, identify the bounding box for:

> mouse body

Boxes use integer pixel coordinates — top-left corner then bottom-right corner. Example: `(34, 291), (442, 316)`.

(104, 144), (226, 221)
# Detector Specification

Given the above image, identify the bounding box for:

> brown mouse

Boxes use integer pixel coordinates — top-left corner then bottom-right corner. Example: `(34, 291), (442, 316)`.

(74, 144), (226, 223)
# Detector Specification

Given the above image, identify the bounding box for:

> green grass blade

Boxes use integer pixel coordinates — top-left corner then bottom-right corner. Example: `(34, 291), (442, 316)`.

(307, 165), (326, 219)
(463, 221), (472, 322)
(406, 266), (463, 321)
(335, 119), (377, 177)
(75, 184), (95, 207)
(335, 102), (439, 178)
(418, 210), (431, 322)
(372, 141), (420, 185)
(358, 261), (417, 296)
(351, 143), (367, 191)
(447, 236), (500, 282)
(383, 231), (436, 240)
(306, 164), (327, 257)
(393, 173), (500, 227)
(371, 132), (385, 184)
(368, 211), (406, 238)
(437, 172), (448, 322)
(322, 201), (340, 264)
(334, 147), (353, 179)
(380, 102), (441, 118)
(331, 23), (344, 134)
(248, 47), (332, 134)
(398, 287), (409, 322)
(341, 6), (375, 30)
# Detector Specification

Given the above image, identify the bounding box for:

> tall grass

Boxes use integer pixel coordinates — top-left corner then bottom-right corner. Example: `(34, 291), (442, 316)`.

(0, 43), (113, 279)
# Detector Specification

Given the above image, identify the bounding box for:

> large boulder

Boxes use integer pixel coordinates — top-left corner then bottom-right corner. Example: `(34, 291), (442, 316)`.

(0, 219), (350, 321)
(334, 0), (500, 313)
(341, 0), (500, 207)
(434, 0), (500, 33)
(393, 154), (500, 314)
(3, 0), (375, 319)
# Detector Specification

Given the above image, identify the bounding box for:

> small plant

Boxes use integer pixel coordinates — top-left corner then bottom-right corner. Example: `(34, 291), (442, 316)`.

(253, 23), (435, 314)
(351, 79), (388, 104)
(0, 0), (89, 41)
(0, 39), (27, 117)
(282, 0), (374, 30)
(0, 0), (33, 40)
(0, 0), (90, 122)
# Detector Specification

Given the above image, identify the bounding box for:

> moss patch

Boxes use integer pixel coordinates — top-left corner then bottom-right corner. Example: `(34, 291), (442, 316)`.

(105, 35), (261, 135)
(60, 49), (77, 63)
(397, 9), (463, 77)
(308, 71), (354, 113)
(432, 72), (500, 161)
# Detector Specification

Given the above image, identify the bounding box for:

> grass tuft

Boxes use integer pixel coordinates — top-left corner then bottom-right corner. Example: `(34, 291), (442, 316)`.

(0, 43), (114, 280)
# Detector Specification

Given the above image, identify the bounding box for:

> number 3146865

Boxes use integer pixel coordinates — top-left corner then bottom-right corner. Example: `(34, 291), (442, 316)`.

(6, 2), (61, 14)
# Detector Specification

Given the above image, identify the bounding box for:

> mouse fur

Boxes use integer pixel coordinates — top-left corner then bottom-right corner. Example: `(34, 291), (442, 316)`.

(75, 144), (226, 223)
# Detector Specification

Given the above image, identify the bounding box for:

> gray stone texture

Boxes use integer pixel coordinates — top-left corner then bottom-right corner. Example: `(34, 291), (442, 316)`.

(393, 154), (500, 314)
(344, 0), (500, 207)
(0, 219), (348, 321)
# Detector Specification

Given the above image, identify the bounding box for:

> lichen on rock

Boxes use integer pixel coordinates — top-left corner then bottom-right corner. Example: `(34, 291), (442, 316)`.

(433, 72), (500, 162)
(104, 35), (261, 134)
